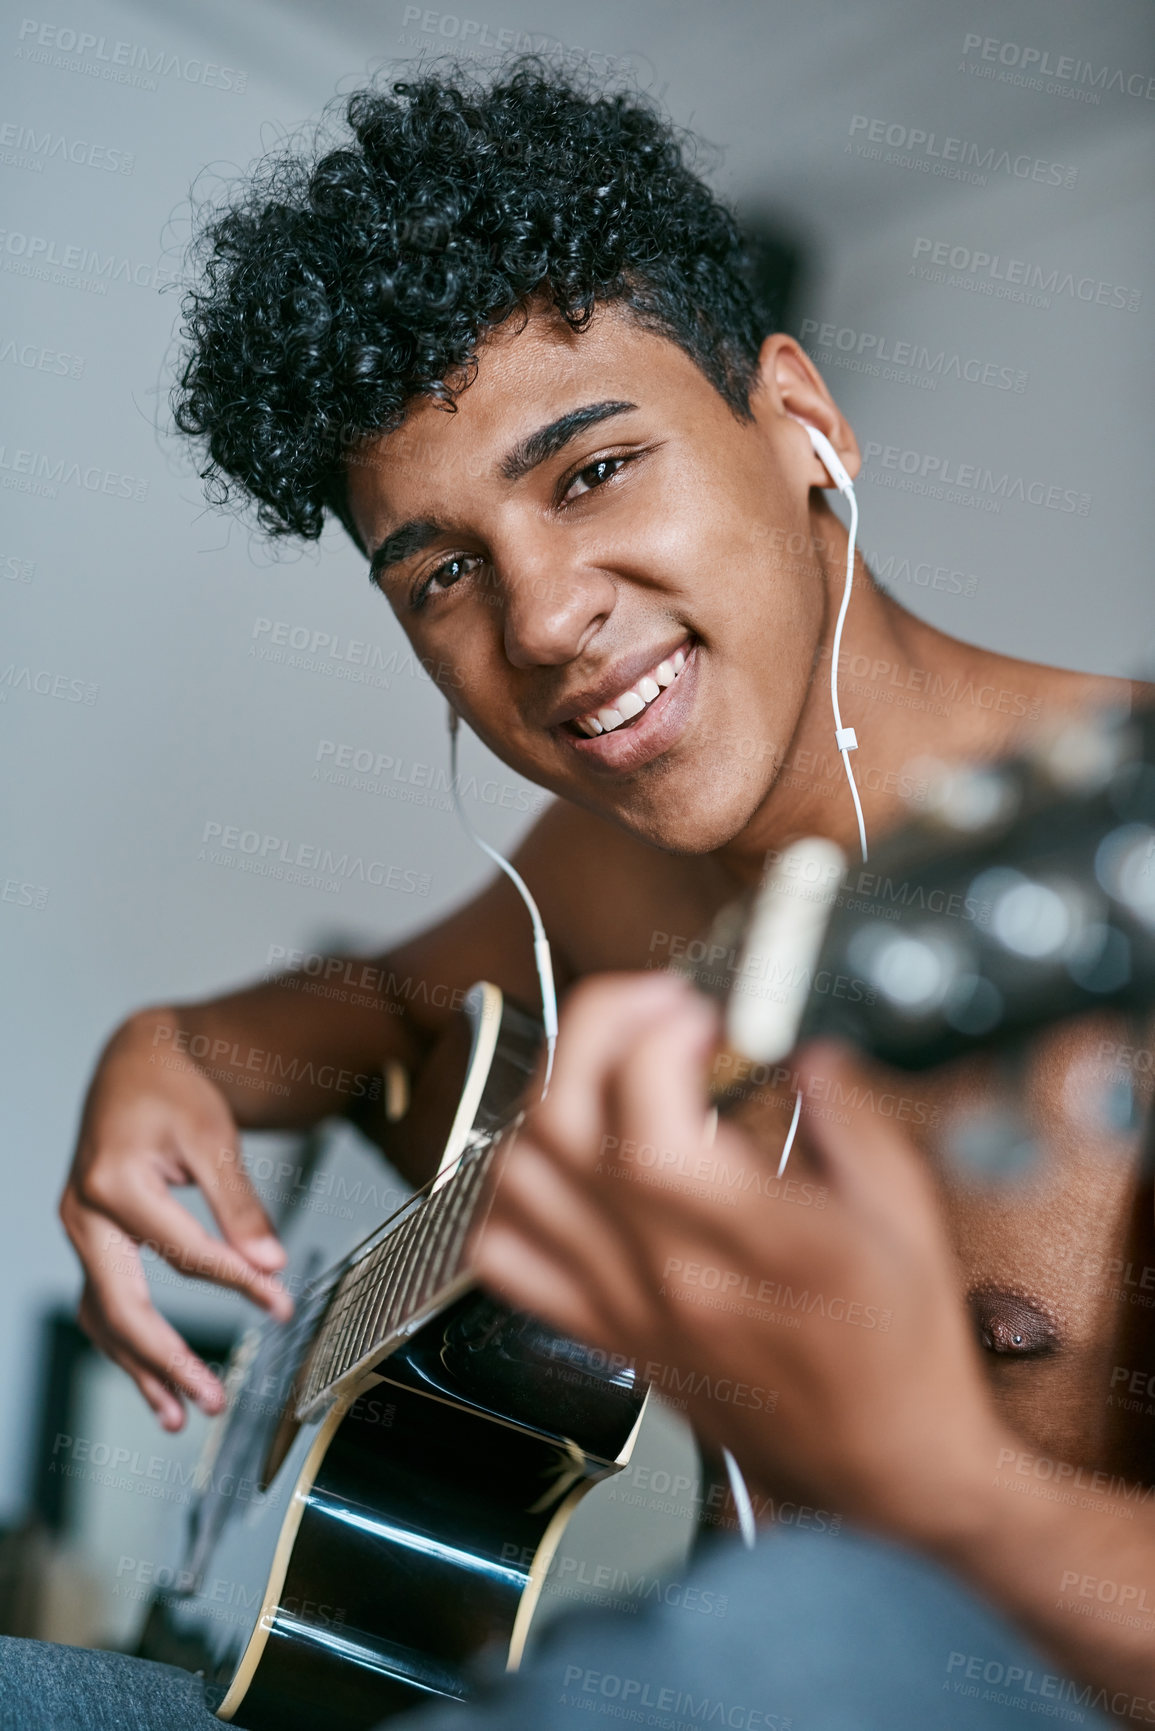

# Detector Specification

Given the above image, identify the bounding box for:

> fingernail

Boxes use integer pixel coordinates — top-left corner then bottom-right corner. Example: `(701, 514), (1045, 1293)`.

(245, 1235), (285, 1267)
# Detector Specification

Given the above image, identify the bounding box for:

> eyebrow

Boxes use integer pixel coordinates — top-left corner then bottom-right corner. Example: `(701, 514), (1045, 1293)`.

(498, 398), (639, 482)
(368, 518), (447, 586)
(367, 398), (639, 585)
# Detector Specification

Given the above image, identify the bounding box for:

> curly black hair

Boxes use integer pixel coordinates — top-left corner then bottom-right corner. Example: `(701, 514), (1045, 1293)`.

(173, 60), (765, 548)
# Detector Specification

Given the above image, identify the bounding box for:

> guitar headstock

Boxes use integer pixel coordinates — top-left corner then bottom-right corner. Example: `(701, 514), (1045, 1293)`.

(692, 704), (1155, 1076)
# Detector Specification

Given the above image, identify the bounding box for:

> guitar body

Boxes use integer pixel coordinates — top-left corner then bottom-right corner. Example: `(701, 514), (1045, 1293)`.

(139, 983), (647, 1730)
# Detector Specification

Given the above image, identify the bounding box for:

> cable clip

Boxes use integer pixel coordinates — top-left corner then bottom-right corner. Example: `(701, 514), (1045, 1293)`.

(835, 726), (858, 753)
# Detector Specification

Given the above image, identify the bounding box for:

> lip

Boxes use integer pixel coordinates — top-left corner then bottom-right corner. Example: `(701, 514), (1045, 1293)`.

(545, 635), (694, 731)
(555, 640), (699, 775)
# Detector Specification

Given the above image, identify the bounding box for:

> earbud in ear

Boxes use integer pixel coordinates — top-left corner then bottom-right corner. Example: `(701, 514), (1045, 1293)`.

(788, 415), (855, 498)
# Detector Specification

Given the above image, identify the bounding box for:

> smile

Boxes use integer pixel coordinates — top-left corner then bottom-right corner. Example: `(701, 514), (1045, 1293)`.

(556, 638), (698, 774)
(572, 645), (688, 736)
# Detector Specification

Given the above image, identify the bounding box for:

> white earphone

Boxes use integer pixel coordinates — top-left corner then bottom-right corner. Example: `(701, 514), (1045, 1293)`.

(447, 709), (558, 1095)
(445, 418), (870, 1550)
(788, 415), (868, 868)
(722, 420), (869, 1547)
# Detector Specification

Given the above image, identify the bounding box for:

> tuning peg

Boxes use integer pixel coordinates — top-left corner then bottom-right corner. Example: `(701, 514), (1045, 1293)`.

(905, 755), (1020, 836)
(1027, 707), (1132, 796)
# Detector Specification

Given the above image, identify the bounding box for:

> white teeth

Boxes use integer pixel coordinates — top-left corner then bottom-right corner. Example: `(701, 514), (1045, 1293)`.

(576, 644), (691, 736)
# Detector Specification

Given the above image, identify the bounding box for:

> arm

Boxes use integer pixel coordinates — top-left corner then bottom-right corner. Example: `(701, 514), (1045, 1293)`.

(59, 807), (574, 1431)
(475, 974), (1155, 1706)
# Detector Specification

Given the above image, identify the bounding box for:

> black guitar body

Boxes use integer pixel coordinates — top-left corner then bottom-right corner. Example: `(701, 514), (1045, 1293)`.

(139, 983), (647, 1729)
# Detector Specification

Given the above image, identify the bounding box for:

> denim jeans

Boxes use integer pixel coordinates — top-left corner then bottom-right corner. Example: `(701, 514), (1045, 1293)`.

(0, 1527), (1112, 1731)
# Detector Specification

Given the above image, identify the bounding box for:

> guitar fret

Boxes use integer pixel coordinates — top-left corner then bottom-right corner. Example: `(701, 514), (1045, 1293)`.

(327, 1254), (382, 1381)
(423, 1147), (491, 1301)
(345, 1227), (410, 1369)
(381, 1184), (448, 1340)
(408, 1171), (469, 1319)
(302, 1142), (508, 1411)
(438, 1147), (495, 1288)
(418, 1161), (482, 1301)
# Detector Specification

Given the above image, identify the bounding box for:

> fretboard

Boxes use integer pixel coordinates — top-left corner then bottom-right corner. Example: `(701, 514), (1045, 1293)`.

(294, 1134), (502, 1420)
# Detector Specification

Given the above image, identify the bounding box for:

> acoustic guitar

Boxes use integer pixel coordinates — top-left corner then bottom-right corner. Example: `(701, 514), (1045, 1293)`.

(139, 983), (648, 1730)
(140, 701), (1155, 1730)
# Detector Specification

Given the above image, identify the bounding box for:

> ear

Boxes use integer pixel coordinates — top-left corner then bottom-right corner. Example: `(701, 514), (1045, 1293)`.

(753, 335), (861, 490)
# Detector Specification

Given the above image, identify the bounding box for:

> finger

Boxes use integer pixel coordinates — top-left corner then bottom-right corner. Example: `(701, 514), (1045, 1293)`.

(793, 1040), (936, 1213)
(197, 1141), (287, 1272)
(529, 972), (702, 1167)
(473, 1218), (617, 1352)
(134, 1365), (188, 1433)
(75, 1259), (226, 1419)
(607, 997), (726, 1186)
(96, 1178), (293, 1320)
(483, 1133), (650, 1336)
(78, 1295), (187, 1432)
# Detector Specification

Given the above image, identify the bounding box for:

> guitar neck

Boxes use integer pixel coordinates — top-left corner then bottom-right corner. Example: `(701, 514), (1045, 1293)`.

(295, 1137), (503, 1419)
(295, 985), (541, 1422)
(709, 703), (1155, 1078)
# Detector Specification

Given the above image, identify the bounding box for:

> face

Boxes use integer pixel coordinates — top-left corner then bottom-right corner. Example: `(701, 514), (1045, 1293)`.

(345, 304), (853, 854)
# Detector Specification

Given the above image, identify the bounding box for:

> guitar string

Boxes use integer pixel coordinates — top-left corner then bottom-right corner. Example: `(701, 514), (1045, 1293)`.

(250, 1023), (539, 1386)
(238, 1135), (501, 1393)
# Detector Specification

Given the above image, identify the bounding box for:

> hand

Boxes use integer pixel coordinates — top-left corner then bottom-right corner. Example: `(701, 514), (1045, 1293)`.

(474, 972), (1011, 1547)
(60, 1007), (293, 1430)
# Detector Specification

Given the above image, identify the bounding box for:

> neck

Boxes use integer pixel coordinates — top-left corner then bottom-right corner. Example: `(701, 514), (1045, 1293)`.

(716, 505), (1037, 883)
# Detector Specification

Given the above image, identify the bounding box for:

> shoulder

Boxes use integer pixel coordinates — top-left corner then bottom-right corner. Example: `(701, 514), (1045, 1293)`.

(959, 646), (1150, 741)
(514, 799), (730, 977)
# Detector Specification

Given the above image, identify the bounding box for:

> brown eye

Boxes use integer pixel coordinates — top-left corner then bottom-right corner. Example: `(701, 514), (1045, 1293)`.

(566, 455), (626, 500)
(968, 1286), (1060, 1357)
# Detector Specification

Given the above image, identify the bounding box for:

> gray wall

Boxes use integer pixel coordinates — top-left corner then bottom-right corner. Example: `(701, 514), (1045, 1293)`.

(2, 0), (1152, 1553)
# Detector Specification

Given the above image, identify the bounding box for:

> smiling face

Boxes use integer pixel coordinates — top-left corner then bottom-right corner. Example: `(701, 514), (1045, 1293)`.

(345, 303), (854, 855)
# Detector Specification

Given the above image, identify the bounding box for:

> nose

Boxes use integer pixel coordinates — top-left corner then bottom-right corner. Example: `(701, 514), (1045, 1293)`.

(501, 554), (617, 669)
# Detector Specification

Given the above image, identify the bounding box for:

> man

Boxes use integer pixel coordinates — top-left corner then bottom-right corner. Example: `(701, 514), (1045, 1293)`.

(47, 59), (1151, 1720)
